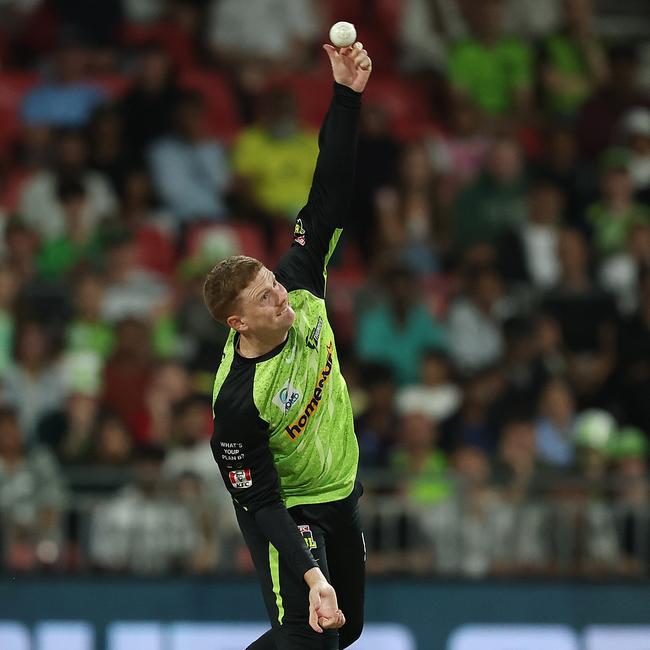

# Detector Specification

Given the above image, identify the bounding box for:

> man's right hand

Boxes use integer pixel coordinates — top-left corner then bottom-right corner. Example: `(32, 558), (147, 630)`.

(304, 567), (346, 633)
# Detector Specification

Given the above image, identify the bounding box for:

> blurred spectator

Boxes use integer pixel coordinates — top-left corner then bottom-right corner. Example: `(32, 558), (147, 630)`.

(356, 264), (447, 385)
(52, 0), (123, 48)
(207, 0), (319, 66)
(542, 228), (617, 403)
(0, 263), (18, 375)
(599, 223), (650, 315)
(0, 407), (68, 571)
(3, 219), (39, 287)
(350, 104), (401, 262)
(390, 411), (451, 504)
(136, 360), (192, 446)
(428, 99), (491, 201)
(121, 43), (181, 155)
(421, 444), (513, 577)
(539, 0), (609, 119)
(499, 179), (563, 289)
(440, 366), (505, 453)
(448, 0), (533, 119)
(616, 268), (650, 433)
(21, 39), (106, 128)
(87, 105), (134, 195)
(396, 350), (461, 423)
(3, 320), (67, 442)
(532, 126), (594, 228)
(494, 417), (550, 502)
(88, 445), (200, 574)
(375, 142), (444, 272)
(18, 128), (118, 241)
(586, 148), (649, 260)
(36, 180), (104, 278)
(399, 0), (462, 74)
(231, 87), (317, 226)
(36, 392), (100, 464)
(447, 265), (506, 373)
(577, 44), (650, 157)
(354, 363), (400, 469)
(452, 136), (528, 250)
(535, 377), (577, 467)
(162, 394), (222, 499)
(619, 107), (650, 201)
(100, 230), (171, 323)
(148, 90), (231, 225)
(101, 317), (153, 444)
(90, 412), (134, 467)
(66, 270), (114, 360)
(610, 427), (650, 573)
(121, 0), (164, 24)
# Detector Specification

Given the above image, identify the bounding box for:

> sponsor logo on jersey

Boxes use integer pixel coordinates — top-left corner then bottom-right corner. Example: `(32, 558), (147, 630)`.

(293, 218), (306, 246)
(299, 524), (317, 550)
(272, 380), (301, 413)
(228, 468), (252, 489)
(306, 316), (323, 350)
(285, 342), (333, 440)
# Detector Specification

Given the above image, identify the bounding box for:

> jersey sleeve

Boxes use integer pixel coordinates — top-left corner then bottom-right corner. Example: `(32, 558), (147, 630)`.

(275, 82), (362, 299)
(211, 368), (318, 579)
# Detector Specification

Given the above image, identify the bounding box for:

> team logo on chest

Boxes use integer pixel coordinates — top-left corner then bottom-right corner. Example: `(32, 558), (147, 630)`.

(306, 316), (323, 350)
(272, 380), (301, 413)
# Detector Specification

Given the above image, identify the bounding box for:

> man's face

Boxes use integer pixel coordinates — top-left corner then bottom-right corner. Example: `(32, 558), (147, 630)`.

(229, 267), (295, 336)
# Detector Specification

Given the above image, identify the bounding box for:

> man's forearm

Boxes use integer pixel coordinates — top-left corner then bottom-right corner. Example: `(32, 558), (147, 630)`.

(253, 502), (318, 580)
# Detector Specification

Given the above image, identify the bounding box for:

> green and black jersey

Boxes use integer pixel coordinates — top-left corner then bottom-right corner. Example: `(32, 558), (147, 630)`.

(210, 83), (362, 579)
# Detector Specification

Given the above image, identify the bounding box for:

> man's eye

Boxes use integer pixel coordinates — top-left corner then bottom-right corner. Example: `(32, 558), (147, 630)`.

(273, 280), (278, 287)
(262, 292), (269, 301)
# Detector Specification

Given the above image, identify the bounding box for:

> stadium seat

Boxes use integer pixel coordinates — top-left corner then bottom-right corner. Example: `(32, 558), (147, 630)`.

(178, 69), (241, 141)
(363, 74), (438, 139)
(0, 71), (39, 152)
(185, 222), (268, 265)
(121, 23), (195, 71)
(266, 73), (332, 129)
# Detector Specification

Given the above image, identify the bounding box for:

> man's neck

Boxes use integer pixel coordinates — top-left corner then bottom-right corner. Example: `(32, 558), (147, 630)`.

(238, 330), (289, 359)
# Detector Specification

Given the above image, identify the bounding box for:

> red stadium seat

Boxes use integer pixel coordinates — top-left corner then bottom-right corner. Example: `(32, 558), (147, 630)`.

(121, 23), (195, 71)
(0, 71), (39, 152)
(363, 74), (438, 139)
(178, 69), (241, 141)
(321, 0), (365, 25)
(266, 73), (332, 129)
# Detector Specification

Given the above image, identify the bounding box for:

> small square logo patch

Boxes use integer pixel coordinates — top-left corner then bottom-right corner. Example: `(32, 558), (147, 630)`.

(299, 524), (317, 550)
(229, 469), (252, 489)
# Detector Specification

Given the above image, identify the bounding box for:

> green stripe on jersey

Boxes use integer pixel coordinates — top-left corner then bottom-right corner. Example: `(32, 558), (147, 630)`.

(269, 543), (284, 624)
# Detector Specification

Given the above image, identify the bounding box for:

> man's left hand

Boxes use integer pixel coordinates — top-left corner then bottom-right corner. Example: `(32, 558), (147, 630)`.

(323, 42), (372, 93)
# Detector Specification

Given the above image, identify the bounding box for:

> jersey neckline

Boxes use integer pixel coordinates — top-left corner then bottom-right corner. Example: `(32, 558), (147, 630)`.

(233, 330), (291, 364)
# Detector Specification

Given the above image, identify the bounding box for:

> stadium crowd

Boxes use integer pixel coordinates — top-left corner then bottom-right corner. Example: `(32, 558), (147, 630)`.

(1, 0), (650, 579)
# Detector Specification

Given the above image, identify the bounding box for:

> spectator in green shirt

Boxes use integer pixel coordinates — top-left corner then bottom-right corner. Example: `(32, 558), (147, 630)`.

(448, 0), (533, 118)
(37, 180), (105, 279)
(587, 148), (650, 258)
(66, 270), (115, 360)
(540, 0), (609, 118)
(452, 136), (528, 250)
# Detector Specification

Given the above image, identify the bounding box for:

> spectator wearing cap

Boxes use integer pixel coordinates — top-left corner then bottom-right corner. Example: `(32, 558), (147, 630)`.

(586, 147), (650, 259)
(356, 264), (448, 385)
(148, 90), (231, 226)
(619, 107), (650, 201)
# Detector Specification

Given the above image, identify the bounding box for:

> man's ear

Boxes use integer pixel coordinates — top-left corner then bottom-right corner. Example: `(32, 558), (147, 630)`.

(226, 314), (246, 332)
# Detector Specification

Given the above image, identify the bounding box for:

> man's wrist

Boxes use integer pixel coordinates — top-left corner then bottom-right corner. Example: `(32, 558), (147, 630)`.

(304, 566), (327, 588)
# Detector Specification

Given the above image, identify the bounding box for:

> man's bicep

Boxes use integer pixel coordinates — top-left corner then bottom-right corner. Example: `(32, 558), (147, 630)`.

(210, 419), (283, 513)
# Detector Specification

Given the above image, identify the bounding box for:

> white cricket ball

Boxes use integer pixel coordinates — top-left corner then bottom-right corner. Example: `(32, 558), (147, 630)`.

(329, 21), (357, 48)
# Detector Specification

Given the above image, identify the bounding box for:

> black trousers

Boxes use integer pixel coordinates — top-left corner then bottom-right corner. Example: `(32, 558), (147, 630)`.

(238, 482), (366, 650)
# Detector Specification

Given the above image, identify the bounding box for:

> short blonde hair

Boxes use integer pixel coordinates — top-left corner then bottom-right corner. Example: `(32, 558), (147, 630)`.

(203, 255), (263, 325)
